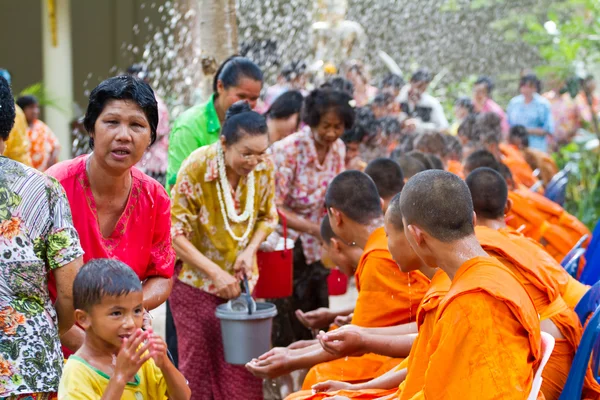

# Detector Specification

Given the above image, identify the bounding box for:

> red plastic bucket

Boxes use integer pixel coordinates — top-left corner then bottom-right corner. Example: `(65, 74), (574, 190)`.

(328, 267), (348, 296)
(253, 211), (293, 298)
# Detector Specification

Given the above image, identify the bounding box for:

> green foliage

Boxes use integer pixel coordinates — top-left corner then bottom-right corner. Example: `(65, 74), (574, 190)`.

(18, 82), (66, 113)
(554, 134), (600, 230)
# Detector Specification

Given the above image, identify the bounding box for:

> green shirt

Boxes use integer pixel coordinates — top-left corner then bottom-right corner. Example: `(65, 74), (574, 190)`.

(167, 94), (221, 188)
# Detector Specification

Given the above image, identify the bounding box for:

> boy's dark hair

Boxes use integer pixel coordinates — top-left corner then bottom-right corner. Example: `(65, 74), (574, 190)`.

(321, 215), (338, 243)
(411, 69), (432, 83)
(325, 170), (383, 224)
(365, 158), (405, 199)
(463, 149), (500, 175)
(406, 150), (433, 170)
(466, 167), (508, 220)
(509, 125), (529, 147)
(386, 192), (405, 231)
(395, 154), (426, 179)
(380, 73), (405, 91)
(341, 126), (366, 145)
(73, 259), (143, 311)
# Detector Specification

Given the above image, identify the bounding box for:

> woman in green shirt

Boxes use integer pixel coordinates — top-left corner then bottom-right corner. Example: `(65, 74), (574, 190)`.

(167, 56), (264, 188)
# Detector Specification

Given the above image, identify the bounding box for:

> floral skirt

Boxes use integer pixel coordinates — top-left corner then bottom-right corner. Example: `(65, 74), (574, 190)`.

(1, 393), (57, 400)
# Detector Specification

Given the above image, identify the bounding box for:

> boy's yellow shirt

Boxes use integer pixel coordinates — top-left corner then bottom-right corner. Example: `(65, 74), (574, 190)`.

(58, 355), (168, 400)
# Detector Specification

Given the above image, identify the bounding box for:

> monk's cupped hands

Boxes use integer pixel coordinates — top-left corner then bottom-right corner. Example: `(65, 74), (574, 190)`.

(317, 327), (366, 357)
(245, 347), (294, 379)
(296, 307), (336, 331)
(312, 380), (354, 393)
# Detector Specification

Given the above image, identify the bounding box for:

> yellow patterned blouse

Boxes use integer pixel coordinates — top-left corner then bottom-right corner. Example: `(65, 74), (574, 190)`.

(4, 105), (32, 166)
(170, 143), (278, 293)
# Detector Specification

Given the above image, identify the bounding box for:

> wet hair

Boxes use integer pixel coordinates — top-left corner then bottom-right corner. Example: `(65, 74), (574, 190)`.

(426, 154), (444, 170)
(444, 135), (463, 160)
(400, 170), (475, 242)
(321, 76), (355, 97)
(474, 112), (502, 145)
(281, 60), (306, 82)
(395, 155), (426, 179)
(0, 77), (16, 140)
(520, 74), (540, 90)
(466, 167), (508, 220)
(411, 69), (432, 83)
(372, 93), (394, 107)
(455, 96), (474, 114)
(266, 90), (303, 121)
(321, 215), (338, 243)
(73, 259), (142, 312)
(406, 151), (433, 170)
(355, 107), (377, 138)
(325, 170), (383, 224)
(16, 95), (38, 111)
(380, 73), (405, 91)
(222, 101), (268, 145)
(212, 55), (264, 96)
(463, 150), (500, 175)
(386, 192), (404, 231)
(303, 88), (355, 129)
(413, 132), (447, 158)
(365, 158), (405, 199)
(457, 114), (478, 142)
(341, 126), (366, 145)
(376, 117), (401, 137)
(84, 75), (158, 149)
(474, 76), (494, 95)
(509, 125), (529, 147)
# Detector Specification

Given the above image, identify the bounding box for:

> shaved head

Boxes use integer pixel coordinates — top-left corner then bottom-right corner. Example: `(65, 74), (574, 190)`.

(320, 215), (337, 243)
(463, 149), (500, 175)
(426, 154), (444, 170)
(407, 151), (433, 170)
(325, 170), (383, 224)
(466, 167), (508, 220)
(400, 170), (475, 242)
(386, 192), (404, 231)
(365, 158), (404, 199)
(395, 155), (427, 179)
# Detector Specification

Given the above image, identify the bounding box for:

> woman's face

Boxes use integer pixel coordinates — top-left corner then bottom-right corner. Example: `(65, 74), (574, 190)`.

(454, 105), (469, 120)
(23, 104), (40, 124)
(312, 109), (345, 148)
(217, 77), (262, 111)
(91, 99), (152, 172)
(222, 134), (270, 177)
(268, 113), (299, 142)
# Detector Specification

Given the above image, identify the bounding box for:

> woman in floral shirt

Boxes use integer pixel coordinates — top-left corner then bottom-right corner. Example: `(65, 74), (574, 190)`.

(270, 88), (354, 346)
(0, 76), (84, 400)
(170, 102), (277, 398)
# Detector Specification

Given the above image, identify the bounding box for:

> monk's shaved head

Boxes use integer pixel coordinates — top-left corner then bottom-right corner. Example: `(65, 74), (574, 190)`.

(426, 154), (444, 170)
(320, 215), (338, 243)
(365, 158), (404, 199)
(463, 149), (499, 175)
(407, 151), (433, 170)
(466, 167), (508, 220)
(325, 170), (383, 224)
(396, 155), (426, 179)
(400, 170), (475, 242)
(386, 193), (404, 231)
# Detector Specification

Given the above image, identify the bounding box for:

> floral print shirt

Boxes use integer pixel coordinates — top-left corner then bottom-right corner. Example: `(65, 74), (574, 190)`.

(271, 127), (346, 264)
(170, 143), (278, 294)
(27, 119), (60, 172)
(0, 156), (83, 397)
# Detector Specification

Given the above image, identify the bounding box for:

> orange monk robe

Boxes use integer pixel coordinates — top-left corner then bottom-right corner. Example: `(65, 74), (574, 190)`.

(446, 160), (464, 179)
(285, 271), (451, 400)
(412, 257), (542, 400)
(500, 143), (539, 188)
(300, 227), (430, 390)
(522, 147), (559, 186)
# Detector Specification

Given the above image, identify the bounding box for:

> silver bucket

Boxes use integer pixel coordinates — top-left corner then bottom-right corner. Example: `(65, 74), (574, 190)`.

(215, 302), (278, 365)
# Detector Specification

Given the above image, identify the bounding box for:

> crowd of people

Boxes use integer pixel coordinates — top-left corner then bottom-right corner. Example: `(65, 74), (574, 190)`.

(0, 54), (597, 400)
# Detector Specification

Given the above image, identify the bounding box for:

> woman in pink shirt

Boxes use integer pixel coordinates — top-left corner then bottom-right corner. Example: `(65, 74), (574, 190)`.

(473, 76), (510, 138)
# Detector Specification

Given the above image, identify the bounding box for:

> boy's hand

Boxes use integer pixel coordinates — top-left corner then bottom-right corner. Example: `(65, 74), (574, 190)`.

(114, 329), (152, 382)
(147, 328), (170, 370)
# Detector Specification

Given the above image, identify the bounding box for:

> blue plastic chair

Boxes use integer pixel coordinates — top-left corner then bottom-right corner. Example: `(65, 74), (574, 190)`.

(575, 281), (600, 324)
(583, 219), (600, 270)
(564, 248), (587, 278)
(545, 166), (571, 206)
(561, 234), (590, 268)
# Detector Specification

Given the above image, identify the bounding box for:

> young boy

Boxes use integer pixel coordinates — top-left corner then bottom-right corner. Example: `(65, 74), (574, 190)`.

(58, 259), (191, 400)
(364, 158), (404, 212)
(342, 127), (367, 171)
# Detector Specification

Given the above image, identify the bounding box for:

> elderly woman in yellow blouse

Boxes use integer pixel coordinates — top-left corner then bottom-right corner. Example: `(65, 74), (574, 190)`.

(170, 102), (278, 399)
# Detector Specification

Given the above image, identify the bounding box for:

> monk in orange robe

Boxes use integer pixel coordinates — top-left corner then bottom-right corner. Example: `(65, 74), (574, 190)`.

(509, 124), (559, 186)
(285, 193), (450, 400)
(467, 167), (600, 399)
(246, 171), (429, 387)
(499, 142), (539, 188)
(399, 169), (542, 399)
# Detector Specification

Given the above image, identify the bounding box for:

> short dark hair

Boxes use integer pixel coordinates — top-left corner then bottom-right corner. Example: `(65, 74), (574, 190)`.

(497, 162), (514, 181)
(16, 95), (38, 111)
(213, 55), (264, 95)
(380, 73), (405, 90)
(444, 135), (463, 159)
(365, 158), (404, 199)
(325, 170), (383, 224)
(83, 75), (158, 149)
(520, 74), (540, 90)
(406, 151), (433, 170)
(266, 90), (303, 121)
(395, 155), (426, 179)
(376, 116), (401, 137)
(413, 132), (447, 158)
(411, 69), (432, 83)
(466, 167), (508, 220)
(463, 149), (500, 175)
(222, 101), (268, 145)
(474, 76), (494, 94)
(509, 125), (529, 147)
(0, 77), (15, 140)
(400, 170), (475, 242)
(303, 88), (355, 130)
(455, 96), (474, 114)
(321, 215), (338, 243)
(73, 259), (142, 312)
(372, 93), (394, 107)
(386, 192), (404, 231)
(474, 112), (502, 145)
(341, 126), (366, 145)
(321, 76), (354, 97)
(457, 114), (478, 142)
(426, 154), (444, 170)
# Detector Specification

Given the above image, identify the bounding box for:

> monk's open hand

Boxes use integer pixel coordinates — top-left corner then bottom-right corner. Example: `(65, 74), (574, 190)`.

(334, 313), (353, 327)
(312, 380), (354, 393)
(317, 329), (365, 357)
(287, 339), (318, 350)
(245, 347), (292, 379)
(296, 308), (335, 330)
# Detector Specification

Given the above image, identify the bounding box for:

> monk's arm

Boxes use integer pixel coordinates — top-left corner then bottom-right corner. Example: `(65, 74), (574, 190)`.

(361, 322), (417, 336)
(319, 330), (416, 358)
(283, 346), (341, 370)
(360, 333), (416, 358)
(352, 367), (407, 391)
